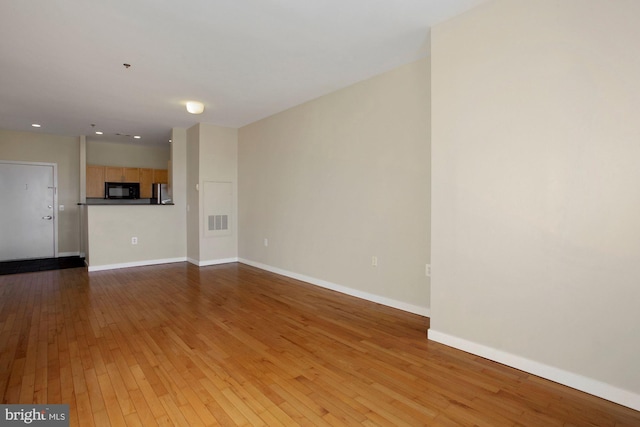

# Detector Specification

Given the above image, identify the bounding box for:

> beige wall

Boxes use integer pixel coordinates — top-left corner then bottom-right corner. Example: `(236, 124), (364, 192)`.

(86, 205), (185, 269)
(186, 125), (201, 262)
(86, 140), (170, 169)
(0, 129), (80, 255)
(431, 0), (640, 409)
(198, 123), (238, 263)
(186, 123), (238, 264)
(170, 128), (188, 256)
(238, 58), (430, 314)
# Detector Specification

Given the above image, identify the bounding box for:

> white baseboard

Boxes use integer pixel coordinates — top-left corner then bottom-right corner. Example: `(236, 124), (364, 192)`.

(188, 257), (239, 267)
(88, 257), (187, 272)
(238, 258), (430, 317)
(428, 329), (640, 412)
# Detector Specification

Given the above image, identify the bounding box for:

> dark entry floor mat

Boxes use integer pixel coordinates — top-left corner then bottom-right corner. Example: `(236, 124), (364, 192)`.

(0, 256), (86, 275)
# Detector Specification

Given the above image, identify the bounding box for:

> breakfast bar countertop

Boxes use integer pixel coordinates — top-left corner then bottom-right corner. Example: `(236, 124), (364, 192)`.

(79, 199), (174, 205)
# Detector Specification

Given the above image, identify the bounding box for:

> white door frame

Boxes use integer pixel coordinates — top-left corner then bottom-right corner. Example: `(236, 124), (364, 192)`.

(0, 160), (58, 259)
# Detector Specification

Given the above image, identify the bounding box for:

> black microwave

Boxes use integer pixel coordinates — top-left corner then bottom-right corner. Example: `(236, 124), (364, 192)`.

(105, 182), (140, 199)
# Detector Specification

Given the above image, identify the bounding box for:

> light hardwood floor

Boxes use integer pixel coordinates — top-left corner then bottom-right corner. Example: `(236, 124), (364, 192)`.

(1, 262), (638, 426)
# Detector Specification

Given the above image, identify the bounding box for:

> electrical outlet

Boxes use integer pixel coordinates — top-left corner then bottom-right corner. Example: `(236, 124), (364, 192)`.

(131, 237), (138, 245)
(264, 238), (268, 247)
(372, 256), (378, 267)
(59, 205), (64, 211)
(426, 264), (431, 277)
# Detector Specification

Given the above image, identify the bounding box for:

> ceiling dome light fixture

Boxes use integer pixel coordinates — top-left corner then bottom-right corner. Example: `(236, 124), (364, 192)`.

(186, 101), (205, 114)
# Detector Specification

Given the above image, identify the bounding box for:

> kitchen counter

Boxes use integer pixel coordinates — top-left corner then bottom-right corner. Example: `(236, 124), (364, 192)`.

(80, 198), (174, 205)
(81, 202), (184, 271)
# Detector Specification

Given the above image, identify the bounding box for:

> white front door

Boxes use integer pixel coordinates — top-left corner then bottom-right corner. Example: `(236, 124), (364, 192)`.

(0, 161), (56, 261)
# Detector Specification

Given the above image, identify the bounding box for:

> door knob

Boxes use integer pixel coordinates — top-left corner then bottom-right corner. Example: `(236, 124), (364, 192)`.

(42, 215), (53, 220)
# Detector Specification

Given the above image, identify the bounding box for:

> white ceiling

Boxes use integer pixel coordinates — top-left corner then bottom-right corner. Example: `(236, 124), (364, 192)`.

(0, 0), (485, 146)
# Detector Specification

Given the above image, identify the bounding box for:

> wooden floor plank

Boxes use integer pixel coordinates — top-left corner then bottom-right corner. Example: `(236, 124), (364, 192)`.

(105, 362), (136, 416)
(74, 391), (96, 427)
(97, 371), (128, 427)
(1, 262), (639, 426)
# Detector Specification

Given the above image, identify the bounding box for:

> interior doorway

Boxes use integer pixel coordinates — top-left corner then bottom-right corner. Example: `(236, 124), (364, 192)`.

(0, 161), (57, 261)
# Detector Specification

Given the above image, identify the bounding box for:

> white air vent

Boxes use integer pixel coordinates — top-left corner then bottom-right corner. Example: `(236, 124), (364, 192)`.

(208, 214), (228, 231)
(203, 181), (232, 237)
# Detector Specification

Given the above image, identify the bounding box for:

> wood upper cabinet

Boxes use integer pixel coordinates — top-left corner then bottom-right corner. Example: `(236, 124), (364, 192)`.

(123, 167), (139, 182)
(139, 168), (154, 199)
(153, 169), (168, 184)
(104, 166), (122, 182)
(105, 167), (139, 182)
(86, 165), (105, 198)
(86, 165), (168, 198)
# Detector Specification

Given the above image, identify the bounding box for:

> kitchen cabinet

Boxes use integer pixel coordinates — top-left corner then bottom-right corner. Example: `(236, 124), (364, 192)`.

(124, 167), (140, 182)
(86, 165), (168, 198)
(139, 168), (154, 199)
(105, 167), (139, 183)
(86, 165), (105, 198)
(104, 166), (122, 182)
(153, 169), (168, 184)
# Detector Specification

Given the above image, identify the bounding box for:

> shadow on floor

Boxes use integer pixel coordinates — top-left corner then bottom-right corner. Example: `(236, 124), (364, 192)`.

(0, 256), (86, 275)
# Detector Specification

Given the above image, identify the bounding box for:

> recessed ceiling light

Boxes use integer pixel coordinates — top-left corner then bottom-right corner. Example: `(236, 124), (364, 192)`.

(186, 101), (205, 114)
(32, 123), (41, 128)
(133, 135), (141, 139)
(95, 131), (103, 135)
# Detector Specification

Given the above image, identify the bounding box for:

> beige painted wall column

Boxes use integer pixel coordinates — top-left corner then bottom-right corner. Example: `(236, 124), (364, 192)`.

(186, 123), (238, 265)
(186, 124), (200, 263)
(170, 127), (188, 259)
(79, 135), (87, 258)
